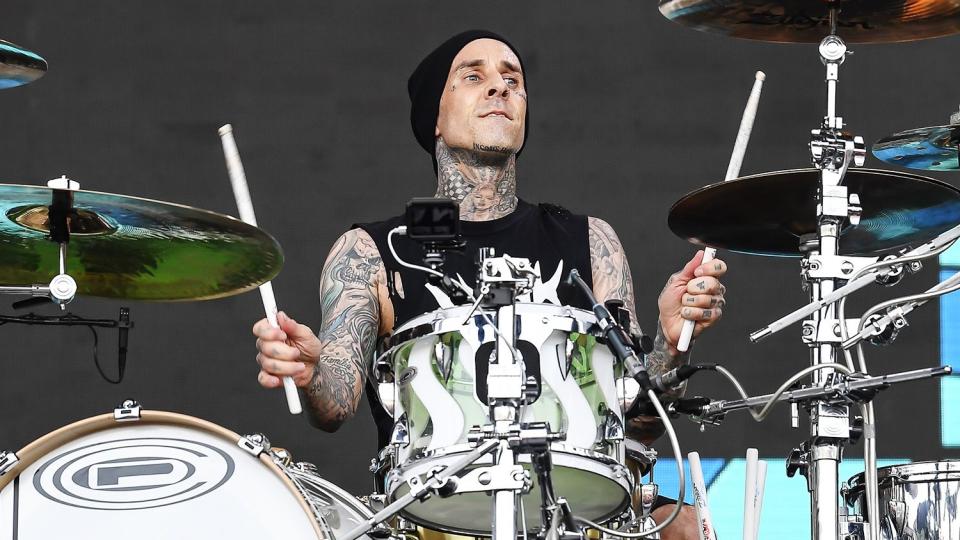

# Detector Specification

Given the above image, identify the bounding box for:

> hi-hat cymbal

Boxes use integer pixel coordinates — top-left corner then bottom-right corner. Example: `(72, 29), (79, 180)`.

(658, 0), (960, 44)
(873, 125), (960, 171)
(0, 184), (283, 300)
(668, 168), (960, 256)
(0, 39), (47, 89)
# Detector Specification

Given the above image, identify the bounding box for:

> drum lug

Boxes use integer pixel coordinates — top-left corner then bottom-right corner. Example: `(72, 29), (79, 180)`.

(239, 433), (271, 456)
(113, 399), (142, 422)
(0, 450), (18, 477)
(600, 409), (625, 443)
(390, 413), (410, 447)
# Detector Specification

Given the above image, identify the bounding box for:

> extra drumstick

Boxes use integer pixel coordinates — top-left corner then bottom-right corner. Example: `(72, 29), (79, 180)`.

(743, 448), (759, 540)
(688, 451), (718, 540)
(677, 71), (765, 352)
(754, 459), (768, 540)
(219, 124), (303, 415)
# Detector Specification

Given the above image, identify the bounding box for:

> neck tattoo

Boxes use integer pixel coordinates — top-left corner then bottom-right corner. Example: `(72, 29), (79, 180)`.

(435, 138), (518, 221)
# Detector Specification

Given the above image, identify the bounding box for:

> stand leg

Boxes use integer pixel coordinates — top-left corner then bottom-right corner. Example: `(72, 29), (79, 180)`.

(493, 441), (519, 540)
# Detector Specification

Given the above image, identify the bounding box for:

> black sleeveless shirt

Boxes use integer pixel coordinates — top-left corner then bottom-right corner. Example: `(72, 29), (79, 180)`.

(354, 199), (594, 448)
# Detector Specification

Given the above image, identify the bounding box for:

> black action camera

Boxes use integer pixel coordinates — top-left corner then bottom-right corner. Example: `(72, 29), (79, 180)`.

(405, 198), (460, 242)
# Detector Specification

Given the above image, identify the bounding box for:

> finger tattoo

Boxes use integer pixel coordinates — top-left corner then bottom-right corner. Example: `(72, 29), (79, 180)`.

(697, 280), (706, 291)
(702, 309), (712, 320)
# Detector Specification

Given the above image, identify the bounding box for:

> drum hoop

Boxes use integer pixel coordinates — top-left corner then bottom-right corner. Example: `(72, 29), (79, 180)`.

(401, 442), (623, 467)
(0, 410), (328, 540)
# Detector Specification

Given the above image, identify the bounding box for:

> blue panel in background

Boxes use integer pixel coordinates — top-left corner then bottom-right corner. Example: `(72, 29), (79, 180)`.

(941, 270), (960, 372)
(643, 457), (726, 505)
(941, 241), (960, 267)
(650, 457), (905, 539)
(943, 377), (960, 447)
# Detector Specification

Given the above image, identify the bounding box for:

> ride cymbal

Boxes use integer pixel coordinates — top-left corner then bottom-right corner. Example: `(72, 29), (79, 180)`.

(0, 39), (47, 89)
(658, 0), (960, 44)
(0, 184), (283, 300)
(873, 125), (960, 171)
(668, 168), (960, 256)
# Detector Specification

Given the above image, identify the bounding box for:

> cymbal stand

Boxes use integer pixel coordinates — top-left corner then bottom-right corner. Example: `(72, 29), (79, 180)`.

(0, 177), (79, 309)
(798, 29), (873, 540)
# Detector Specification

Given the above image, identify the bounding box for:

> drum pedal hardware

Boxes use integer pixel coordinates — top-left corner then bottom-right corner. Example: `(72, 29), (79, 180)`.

(239, 433), (271, 456)
(0, 450), (18, 476)
(113, 399), (141, 421)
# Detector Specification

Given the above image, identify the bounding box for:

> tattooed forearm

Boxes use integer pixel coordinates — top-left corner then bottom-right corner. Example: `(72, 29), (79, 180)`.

(588, 217), (640, 335)
(435, 137), (518, 221)
(306, 228), (383, 431)
(645, 320), (691, 400)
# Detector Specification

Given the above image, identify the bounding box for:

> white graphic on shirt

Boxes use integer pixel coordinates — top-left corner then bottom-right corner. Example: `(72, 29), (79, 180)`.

(424, 259), (565, 308)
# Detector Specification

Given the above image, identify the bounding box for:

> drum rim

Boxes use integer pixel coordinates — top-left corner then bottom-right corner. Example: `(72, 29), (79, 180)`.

(0, 409), (329, 540)
(846, 459), (960, 492)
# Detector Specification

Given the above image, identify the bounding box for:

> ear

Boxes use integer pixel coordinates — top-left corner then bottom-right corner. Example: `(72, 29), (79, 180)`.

(435, 125), (440, 137)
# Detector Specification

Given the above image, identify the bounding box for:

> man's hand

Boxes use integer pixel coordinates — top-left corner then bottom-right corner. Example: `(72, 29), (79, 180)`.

(252, 311), (322, 389)
(658, 250), (728, 353)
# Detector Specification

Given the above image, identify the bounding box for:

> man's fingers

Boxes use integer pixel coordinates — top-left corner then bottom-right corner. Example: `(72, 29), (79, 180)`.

(252, 318), (287, 341)
(682, 294), (725, 309)
(685, 276), (724, 295)
(258, 370), (282, 389)
(278, 311), (316, 342)
(680, 306), (723, 322)
(676, 250), (705, 280)
(694, 258), (728, 278)
(256, 353), (307, 376)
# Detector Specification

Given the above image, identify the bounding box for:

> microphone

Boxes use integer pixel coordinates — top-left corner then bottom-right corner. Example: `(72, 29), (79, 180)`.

(566, 269), (653, 391)
(117, 307), (132, 380)
(626, 396), (711, 419)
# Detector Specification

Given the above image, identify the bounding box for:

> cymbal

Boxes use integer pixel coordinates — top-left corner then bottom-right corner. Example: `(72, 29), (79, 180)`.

(658, 0), (960, 44)
(668, 168), (960, 256)
(873, 125), (960, 171)
(0, 39), (47, 89)
(0, 184), (283, 300)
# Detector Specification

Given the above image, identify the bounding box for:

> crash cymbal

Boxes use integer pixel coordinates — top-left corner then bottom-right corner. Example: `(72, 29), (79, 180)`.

(668, 168), (960, 256)
(873, 125), (960, 171)
(0, 39), (47, 89)
(658, 0), (960, 44)
(0, 184), (283, 300)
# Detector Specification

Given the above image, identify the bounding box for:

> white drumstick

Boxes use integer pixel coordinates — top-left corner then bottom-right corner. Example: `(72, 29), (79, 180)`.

(688, 451), (718, 540)
(677, 71), (765, 352)
(219, 123), (303, 415)
(753, 460), (768, 540)
(743, 448), (759, 540)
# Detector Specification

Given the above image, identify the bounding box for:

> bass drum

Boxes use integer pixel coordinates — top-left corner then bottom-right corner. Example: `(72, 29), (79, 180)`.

(0, 408), (335, 540)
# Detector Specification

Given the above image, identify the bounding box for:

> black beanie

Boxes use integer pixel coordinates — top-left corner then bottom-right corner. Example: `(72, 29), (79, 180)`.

(407, 30), (529, 170)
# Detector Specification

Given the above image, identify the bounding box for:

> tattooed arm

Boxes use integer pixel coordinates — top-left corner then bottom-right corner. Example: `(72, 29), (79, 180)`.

(588, 217), (691, 395)
(253, 228), (386, 432)
(588, 217), (728, 443)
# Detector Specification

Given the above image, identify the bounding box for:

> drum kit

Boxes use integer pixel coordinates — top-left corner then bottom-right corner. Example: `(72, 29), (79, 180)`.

(3, 1), (960, 538)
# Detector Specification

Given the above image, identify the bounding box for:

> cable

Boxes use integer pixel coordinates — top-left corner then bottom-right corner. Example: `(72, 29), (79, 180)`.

(713, 363), (853, 421)
(574, 389), (683, 537)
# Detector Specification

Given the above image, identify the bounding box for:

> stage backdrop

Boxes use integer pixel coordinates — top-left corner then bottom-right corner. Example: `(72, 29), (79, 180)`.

(2, 2), (959, 537)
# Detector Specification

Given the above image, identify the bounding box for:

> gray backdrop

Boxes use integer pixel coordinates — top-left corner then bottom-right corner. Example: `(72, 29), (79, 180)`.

(2, 1), (958, 497)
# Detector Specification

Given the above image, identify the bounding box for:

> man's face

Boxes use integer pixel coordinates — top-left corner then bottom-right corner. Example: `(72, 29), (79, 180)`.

(435, 38), (527, 156)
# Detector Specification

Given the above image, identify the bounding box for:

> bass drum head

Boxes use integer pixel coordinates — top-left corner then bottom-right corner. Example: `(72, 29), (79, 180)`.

(0, 411), (326, 540)
(387, 447), (630, 535)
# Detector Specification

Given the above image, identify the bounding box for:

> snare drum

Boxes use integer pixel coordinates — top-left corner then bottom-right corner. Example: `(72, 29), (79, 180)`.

(379, 303), (631, 535)
(845, 460), (960, 540)
(0, 408), (333, 540)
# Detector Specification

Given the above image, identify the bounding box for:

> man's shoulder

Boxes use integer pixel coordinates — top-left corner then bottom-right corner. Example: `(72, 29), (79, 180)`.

(350, 214), (406, 239)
